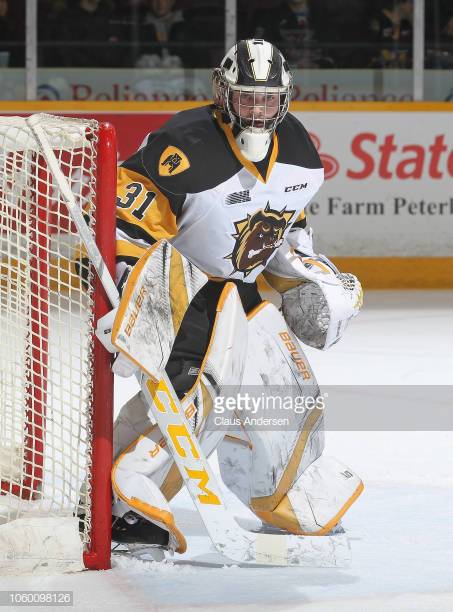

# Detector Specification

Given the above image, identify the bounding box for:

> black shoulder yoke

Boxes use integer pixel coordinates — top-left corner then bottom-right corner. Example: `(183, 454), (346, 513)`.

(276, 113), (323, 169)
(123, 105), (243, 197)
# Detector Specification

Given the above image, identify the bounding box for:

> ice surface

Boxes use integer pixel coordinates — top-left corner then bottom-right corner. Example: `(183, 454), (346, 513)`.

(1, 290), (452, 611)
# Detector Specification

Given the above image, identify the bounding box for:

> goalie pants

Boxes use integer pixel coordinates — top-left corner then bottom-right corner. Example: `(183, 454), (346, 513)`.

(165, 279), (262, 399)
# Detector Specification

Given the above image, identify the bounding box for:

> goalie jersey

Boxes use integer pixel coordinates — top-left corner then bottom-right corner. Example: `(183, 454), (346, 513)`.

(116, 104), (324, 282)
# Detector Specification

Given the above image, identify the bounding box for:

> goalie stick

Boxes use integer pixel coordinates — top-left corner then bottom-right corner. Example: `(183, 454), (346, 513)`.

(26, 113), (350, 567)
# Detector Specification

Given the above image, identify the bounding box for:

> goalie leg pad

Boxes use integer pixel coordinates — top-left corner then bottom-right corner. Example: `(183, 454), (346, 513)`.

(242, 302), (324, 504)
(218, 302), (363, 534)
(113, 390), (154, 459)
(112, 240), (208, 379)
(112, 274), (250, 550)
(219, 438), (363, 536)
(112, 461), (187, 553)
(113, 379), (227, 497)
(218, 300), (323, 505)
(254, 455), (364, 535)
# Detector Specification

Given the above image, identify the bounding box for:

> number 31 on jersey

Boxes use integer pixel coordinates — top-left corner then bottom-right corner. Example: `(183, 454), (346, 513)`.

(117, 182), (156, 221)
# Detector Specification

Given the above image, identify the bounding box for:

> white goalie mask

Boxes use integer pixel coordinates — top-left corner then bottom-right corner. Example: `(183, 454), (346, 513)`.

(213, 39), (293, 162)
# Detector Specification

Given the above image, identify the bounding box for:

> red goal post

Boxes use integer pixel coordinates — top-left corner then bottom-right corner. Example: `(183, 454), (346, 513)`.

(0, 115), (116, 573)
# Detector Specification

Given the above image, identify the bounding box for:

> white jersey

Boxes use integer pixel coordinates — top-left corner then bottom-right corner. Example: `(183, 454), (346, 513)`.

(116, 104), (324, 282)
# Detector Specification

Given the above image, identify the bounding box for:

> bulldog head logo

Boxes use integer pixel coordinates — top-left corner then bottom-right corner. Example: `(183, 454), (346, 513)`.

(226, 203), (295, 277)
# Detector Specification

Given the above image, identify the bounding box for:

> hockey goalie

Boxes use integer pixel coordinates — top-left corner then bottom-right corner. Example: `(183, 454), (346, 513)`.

(100, 39), (364, 562)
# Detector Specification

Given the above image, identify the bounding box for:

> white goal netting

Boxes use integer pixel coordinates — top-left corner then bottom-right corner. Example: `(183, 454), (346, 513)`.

(0, 115), (103, 573)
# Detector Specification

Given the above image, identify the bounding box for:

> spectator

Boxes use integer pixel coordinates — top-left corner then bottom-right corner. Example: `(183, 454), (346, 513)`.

(304, 0), (370, 68)
(178, 3), (225, 68)
(252, 1), (334, 68)
(369, 0), (413, 68)
(39, 1), (68, 67)
(0, 0), (24, 67)
(426, 11), (453, 69)
(0, 0), (12, 66)
(107, 0), (141, 67)
(110, 0), (225, 69)
(130, 0), (189, 68)
(46, 0), (117, 68)
(440, 14), (453, 58)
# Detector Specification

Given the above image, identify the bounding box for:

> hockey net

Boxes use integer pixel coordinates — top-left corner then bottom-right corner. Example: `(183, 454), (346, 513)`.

(0, 114), (116, 574)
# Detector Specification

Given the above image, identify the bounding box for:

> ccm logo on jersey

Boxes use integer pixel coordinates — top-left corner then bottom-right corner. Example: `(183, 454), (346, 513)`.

(284, 182), (308, 192)
(279, 331), (311, 380)
(124, 286), (148, 337)
(159, 145), (190, 176)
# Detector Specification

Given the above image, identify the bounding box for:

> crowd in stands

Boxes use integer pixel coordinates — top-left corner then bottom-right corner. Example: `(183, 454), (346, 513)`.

(0, 0), (24, 66)
(0, 0), (452, 70)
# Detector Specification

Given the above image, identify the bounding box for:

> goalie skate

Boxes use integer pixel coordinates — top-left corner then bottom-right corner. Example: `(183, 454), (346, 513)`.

(112, 542), (167, 563)
(111, 512), (170, 562)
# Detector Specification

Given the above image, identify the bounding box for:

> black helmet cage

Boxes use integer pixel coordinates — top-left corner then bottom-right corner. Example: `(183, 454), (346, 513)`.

(212, 59), (293, 133)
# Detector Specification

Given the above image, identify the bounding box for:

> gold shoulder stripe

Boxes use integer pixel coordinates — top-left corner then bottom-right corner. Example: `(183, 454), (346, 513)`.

(158, 146), (190, 177)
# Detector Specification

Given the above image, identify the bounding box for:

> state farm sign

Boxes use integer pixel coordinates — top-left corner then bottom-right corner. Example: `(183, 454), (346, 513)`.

(296, 111), (453, 256)
(310, 131), (453, 181)
(347, 133), (453, 180)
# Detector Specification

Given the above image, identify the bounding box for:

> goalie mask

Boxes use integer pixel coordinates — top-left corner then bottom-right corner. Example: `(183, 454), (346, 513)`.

(213, 39), (293, 162)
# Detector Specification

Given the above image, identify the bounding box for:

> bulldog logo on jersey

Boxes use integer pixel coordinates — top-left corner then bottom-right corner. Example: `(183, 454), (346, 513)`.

(226, 203), (295, 277)
(159, 146), (190, 176)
